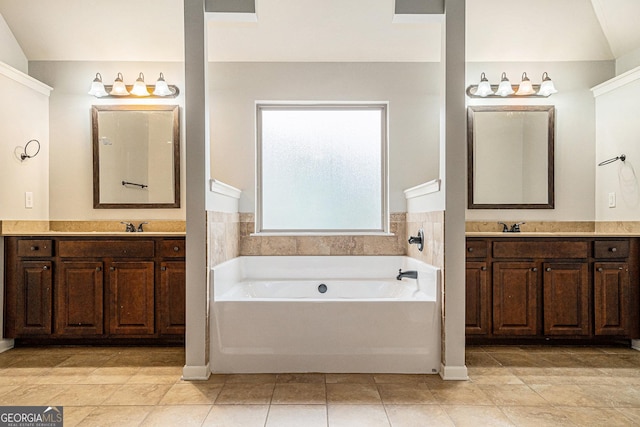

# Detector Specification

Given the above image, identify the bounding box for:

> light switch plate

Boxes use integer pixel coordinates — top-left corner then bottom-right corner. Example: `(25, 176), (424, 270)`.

(608, 192), (616, 208)
(25, 192), (33, 209)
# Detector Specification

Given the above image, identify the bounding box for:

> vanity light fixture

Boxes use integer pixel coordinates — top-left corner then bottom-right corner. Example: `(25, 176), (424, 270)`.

(89, 72), (179, 98)
(87, 73), (108, 97)
(152, 73), (173, 96)
(466, 72), (558, 98)
(495, 72), (515, 96)
(475, 72), (494, 97)
(109, 72), (129, 96)
(538, 72), (558, 96)
(130, 72), (150, 97)
(515, 72), (535, 95)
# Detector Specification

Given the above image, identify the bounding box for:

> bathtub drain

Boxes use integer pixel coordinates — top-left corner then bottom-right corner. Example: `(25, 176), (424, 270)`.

(318, 284), (328, 293)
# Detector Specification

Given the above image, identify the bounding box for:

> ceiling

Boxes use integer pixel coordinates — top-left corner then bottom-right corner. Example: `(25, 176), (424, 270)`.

(0, 0), (639, 63)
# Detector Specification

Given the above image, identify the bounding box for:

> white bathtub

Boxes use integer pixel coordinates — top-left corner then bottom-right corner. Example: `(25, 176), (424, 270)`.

(210, 256), (441, 374)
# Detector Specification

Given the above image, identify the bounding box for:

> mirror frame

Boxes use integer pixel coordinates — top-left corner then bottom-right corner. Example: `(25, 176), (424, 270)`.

(467, 105), (555, 210)
(92, 104), (180, 209)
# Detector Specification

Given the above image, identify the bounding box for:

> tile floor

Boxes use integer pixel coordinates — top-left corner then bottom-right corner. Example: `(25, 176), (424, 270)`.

(1, 345), (640, 426)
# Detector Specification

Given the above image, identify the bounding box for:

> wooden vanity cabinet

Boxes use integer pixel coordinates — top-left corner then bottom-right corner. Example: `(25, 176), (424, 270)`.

(4, 236), (185, 343)
(466, 237), (639, 343)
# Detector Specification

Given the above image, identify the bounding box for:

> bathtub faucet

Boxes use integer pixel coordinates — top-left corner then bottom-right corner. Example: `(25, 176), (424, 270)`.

(397, 269), (418, 280)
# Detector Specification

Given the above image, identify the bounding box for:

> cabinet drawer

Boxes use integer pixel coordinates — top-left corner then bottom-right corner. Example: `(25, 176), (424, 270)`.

(594, 240), (629, 259)
(159, 240), (185, 257)
(58, 240), (154, 258)
(17, 240), (53, 257)
(493, 241), (589, 259)
(466, 241), (487, 258)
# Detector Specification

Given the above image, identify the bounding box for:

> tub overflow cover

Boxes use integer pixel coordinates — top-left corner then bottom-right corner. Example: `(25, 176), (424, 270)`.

(318, 284), (328, 293)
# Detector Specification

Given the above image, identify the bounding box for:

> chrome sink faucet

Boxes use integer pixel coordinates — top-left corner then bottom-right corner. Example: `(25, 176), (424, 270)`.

(137, 222), (148, 232)
(396, 269), (418, 280)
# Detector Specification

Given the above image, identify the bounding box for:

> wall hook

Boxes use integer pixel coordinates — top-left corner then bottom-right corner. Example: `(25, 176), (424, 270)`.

(19, 139), (41, 161)
(598, 154), (626, 166)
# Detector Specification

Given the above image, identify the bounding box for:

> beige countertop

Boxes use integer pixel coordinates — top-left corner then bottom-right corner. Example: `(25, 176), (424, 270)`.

(0, 220), (186, 236)
(2, 231), (186, 237)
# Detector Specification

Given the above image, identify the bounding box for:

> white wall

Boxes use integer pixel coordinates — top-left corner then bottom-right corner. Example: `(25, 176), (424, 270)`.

(616, 47), (640, 76)
(209, 62), (441, 214)
(0, 64), (50, 220)
(466, 61), (614, 222)
(28, 61), (186, 220)
(594, 68), (640, 220)
(0, 14), (27, 74)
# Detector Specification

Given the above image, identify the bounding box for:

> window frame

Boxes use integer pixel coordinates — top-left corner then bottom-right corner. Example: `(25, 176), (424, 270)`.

(255, 102), (389, 235)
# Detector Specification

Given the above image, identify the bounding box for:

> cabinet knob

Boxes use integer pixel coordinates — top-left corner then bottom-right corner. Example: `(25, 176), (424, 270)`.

(161, 266), (167, 271)
(598, 267), (604, 272)
(610, 247), (617, 252)
(30, 246), (38, 251)
(42, 265), (49, 270)
(467, 247), (474, 252)
(481, 266), (487, 271)
(546, 267), (552, 272)
(96, 267), (102, 272)
(110, 266), (116, 271)
(532, 268), (538, 272)
(173, 246), (180, 252)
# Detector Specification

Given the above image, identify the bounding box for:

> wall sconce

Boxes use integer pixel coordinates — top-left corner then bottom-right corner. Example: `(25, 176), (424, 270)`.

(18, 139), (41, 161)
(88, 72), (179, 98)
(467, 72), (558, 98)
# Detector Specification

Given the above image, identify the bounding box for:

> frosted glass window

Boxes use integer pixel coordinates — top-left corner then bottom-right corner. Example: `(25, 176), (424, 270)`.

(257, 104), (387, 232)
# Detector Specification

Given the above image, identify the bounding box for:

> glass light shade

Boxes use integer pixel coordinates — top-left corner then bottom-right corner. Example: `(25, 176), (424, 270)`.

(515, 72), (536, 95)
(495, 72), (514, 96)
(475, 72), (494, 97)
(110, 72), (129, 96)
(152, 72), (173, 96)
(538, 72), (558, 96)
(88, 73), (108, 97)
(130, 72), (150, 96)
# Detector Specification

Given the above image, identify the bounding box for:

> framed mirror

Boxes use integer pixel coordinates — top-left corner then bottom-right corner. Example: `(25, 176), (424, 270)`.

(92, 105), (180, 209)
(468, 105), (554, 209)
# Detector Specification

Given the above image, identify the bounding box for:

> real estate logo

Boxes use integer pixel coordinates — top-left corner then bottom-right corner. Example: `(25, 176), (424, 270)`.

(0, 406), (63, 427)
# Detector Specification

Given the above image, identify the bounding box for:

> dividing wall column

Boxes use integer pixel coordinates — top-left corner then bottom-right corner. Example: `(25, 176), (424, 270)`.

(183, 0), (210, 379)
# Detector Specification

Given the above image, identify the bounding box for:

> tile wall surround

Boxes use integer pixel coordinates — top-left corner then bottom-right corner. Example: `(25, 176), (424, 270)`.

(208, 212), (240, 267)
(406, 211), (444, 270)
(0, 220), (186, 234)
(237, 213), (407, 256)
(596, 221), (640, 233)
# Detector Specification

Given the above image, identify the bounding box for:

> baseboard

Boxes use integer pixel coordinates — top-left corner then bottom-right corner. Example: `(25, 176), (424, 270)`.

(182, 364), (211, 380)
(0, 339), (14, 353)
(439, 363), (468, 381)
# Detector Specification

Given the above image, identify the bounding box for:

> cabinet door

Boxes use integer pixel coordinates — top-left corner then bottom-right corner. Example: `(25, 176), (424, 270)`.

(109, 261), (155, 335)
(466, 262), (489, 335)
(543, 263), (589, 336)
(594, 263), (630, 336)
(15, 261), (52, 336)
(493, 262), (538, 336)
(56, 261), (104, 336)
(159, 261), (186, 335)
